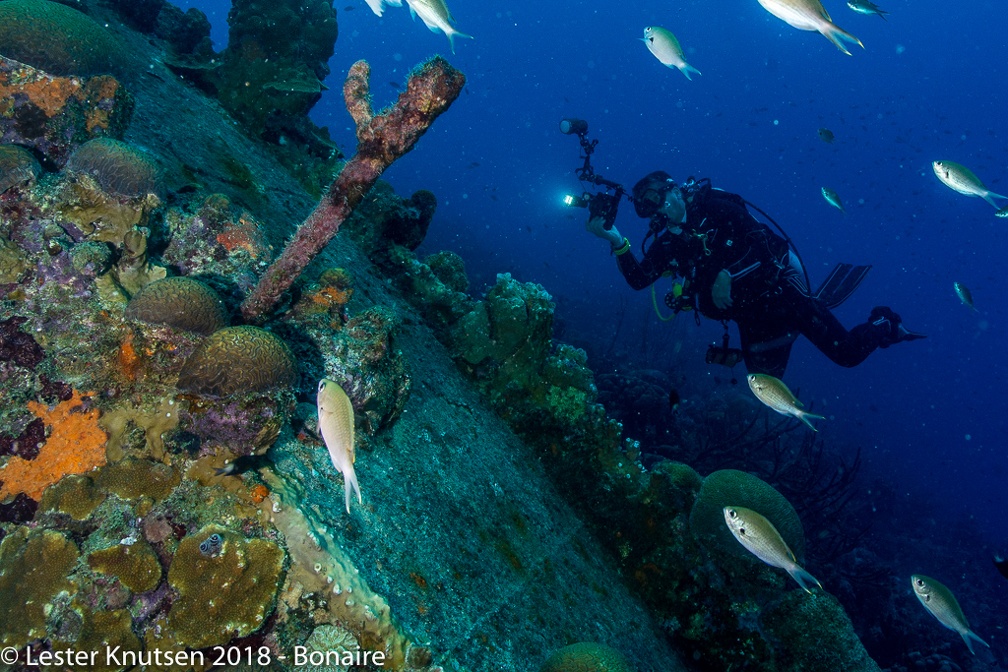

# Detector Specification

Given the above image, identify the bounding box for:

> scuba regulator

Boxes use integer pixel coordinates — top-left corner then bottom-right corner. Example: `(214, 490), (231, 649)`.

(560, 118), (628, 229)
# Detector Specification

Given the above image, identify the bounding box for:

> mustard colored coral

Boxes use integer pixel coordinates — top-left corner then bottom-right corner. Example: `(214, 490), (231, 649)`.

(0, 389), (108, 501)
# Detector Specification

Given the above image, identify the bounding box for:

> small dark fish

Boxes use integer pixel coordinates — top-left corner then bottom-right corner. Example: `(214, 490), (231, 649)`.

(669, 388), (681, 411)
(215, 453), (270, 476)
(995, 555), (1008, 579)
(344, 5), (354, 9)
(389, 81), (402, 90)
(818, 127), (835, 143)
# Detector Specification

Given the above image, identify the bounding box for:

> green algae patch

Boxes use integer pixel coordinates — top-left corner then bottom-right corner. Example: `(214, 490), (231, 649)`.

(88, 539), (162, 593)
(95, 456), (181, 501)
(40, 473), (107, 520)
(0, 527), (80, 648)
(165, 526), (285, 649)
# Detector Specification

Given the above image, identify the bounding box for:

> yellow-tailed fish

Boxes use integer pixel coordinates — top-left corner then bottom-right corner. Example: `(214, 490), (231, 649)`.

(317, 378), (361, 513)
(747, 373), (824, 431)
(953, 282), (975, 311)
(364, 0), (402, 17)
(642, 26), (701, 81)
(405, 0), (473, 53)
(821, 187), (845, 214)
(724, 506), (822, 593)
(817, 127), (835, 143)
(911, 575), (990, 655)
(847, 0), (888, 20)
(757, 0), (864, 55)
(933, 160), (1007, 209)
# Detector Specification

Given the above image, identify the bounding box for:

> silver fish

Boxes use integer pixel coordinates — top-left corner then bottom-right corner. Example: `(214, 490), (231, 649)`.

(642, 26), (701, 81)
(364, 0), (402, 17)
(757, 0), (864, 55)
(953, 282), (975, 311)
(821, 187), (845, 214)
(405, 0), (473, 53)
(933, 160), (1007, 209)
(997, 205), (1008, 218)
(847, 0), (888, 20)
(747, 373), (824, 431)
(724, 506), (822, 593)
(911, 575), (990, 654)
(318, 378), (361, 513)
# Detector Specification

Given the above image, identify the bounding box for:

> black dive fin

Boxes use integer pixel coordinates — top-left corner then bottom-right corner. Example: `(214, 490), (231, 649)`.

(813, 263), (871, 309)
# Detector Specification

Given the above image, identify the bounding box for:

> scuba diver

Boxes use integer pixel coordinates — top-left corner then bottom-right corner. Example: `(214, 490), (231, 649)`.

(585, 171), (925, 377)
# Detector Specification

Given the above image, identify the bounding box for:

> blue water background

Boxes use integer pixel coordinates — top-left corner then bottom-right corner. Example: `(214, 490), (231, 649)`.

(179, 0), (1006, 584)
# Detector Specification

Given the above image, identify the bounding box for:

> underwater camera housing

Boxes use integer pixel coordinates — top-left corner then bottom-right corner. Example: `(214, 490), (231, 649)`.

(561, 118), (627, 230)
(705, 331), (744, 368)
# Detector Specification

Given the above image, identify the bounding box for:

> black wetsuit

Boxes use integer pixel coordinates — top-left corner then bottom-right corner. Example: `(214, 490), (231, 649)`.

(615, 186), (892, 377)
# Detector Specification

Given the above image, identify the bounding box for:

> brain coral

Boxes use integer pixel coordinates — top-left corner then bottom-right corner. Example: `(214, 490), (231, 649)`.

(540, 642), (634, 672)
(65, 138), (162, 200)
(689, 468), (806, 563)
(0, 0), (125, 77)
(0, 145), (41, 195)
(125, 276), (228, 335)
(176, 326), (296, 397)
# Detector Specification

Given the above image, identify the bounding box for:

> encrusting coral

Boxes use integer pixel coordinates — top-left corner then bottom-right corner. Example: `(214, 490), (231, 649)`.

(240, 57), (466, 320)
(0, 389), (108, 501)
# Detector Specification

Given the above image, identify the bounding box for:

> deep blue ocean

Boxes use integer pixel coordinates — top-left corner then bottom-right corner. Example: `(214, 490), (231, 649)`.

(183, 0), (1007, 643)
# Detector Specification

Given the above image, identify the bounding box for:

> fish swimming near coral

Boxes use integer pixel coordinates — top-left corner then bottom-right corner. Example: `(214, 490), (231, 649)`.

(723, 505), (822, 593)
(911, 574), (990, 655)
(405, 0), (473, 53)
(642, 26), (702, 81)
(757, 0), (864, 55)
(932, 160), (1007, 209)
(747, 373), (824, 431)
(318, 378), (362, 513)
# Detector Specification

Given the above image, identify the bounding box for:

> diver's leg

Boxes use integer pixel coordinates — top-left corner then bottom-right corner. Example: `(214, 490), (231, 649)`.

(790, 286), (891, 367)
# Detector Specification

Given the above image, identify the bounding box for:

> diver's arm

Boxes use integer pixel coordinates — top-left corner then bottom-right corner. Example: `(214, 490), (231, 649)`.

(616, 234), (677, 290)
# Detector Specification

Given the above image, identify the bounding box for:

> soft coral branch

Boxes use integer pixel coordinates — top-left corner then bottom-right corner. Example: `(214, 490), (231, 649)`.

(241, 57), (465, 321)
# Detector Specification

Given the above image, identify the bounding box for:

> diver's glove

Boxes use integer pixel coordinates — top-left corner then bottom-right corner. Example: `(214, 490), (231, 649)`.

(712, 269), (733, 310)
(586, 216), (624, 249)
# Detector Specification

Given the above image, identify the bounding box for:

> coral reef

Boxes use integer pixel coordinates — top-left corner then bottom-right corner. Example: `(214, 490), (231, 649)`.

(64, 137), (162, 201)
(125, 276), (229, 335)
(0, 0), (127, 77)
(0, 144), (41, 195)
(176, 325), (296, 397)
(347, 181), (439, 254)
(0, 527), (80, 648)
(241, 57), (466, 320)
(87, 538), (162, 593)
(0, 56), (134, 166)
(540, 642), (635, 672)
(0, 389), (108, 501)
(163, 525), (285, 649)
